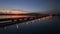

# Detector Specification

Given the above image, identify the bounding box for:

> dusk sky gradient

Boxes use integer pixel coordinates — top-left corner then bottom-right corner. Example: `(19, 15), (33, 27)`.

(0, 0), (60, 13)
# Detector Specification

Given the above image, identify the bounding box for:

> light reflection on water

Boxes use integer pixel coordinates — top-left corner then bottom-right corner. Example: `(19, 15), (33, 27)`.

(0, 16), (60, 32)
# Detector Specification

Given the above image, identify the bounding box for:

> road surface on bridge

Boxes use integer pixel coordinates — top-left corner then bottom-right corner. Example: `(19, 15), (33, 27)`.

(0, 15), (53, 27)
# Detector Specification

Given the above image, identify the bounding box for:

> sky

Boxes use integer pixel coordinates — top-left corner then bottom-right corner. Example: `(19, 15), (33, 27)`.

(0, 0), (60, 14)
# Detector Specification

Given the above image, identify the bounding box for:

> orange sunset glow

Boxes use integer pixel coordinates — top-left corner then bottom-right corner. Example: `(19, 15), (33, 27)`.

(0, 9), (30, 14)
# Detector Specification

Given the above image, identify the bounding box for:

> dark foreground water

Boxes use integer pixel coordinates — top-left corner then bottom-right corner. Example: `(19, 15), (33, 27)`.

(0, 16), (60, 33)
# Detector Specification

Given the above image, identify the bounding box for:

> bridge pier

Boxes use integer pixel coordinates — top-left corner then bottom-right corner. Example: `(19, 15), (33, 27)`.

(11, 19), (20, 22)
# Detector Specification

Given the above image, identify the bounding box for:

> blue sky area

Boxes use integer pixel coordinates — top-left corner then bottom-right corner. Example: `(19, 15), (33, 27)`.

(0, 0), (59, 13)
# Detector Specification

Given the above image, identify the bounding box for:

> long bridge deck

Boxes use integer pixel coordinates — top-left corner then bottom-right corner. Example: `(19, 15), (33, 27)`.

(0, 14), (52, 27)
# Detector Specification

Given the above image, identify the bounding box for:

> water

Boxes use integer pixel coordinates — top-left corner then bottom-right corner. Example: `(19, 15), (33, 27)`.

(0, 16), (60, 33)
(0, 15), (34, 19)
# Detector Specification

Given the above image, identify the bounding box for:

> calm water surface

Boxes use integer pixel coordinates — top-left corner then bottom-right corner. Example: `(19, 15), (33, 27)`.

(0, 16), (60, 33)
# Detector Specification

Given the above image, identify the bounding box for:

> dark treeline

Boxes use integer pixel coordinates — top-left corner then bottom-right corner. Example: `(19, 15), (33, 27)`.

(0, 13), (42, 16)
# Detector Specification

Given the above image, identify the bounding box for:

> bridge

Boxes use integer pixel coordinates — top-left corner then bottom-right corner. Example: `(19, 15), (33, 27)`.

(0, 14), (52, 27)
